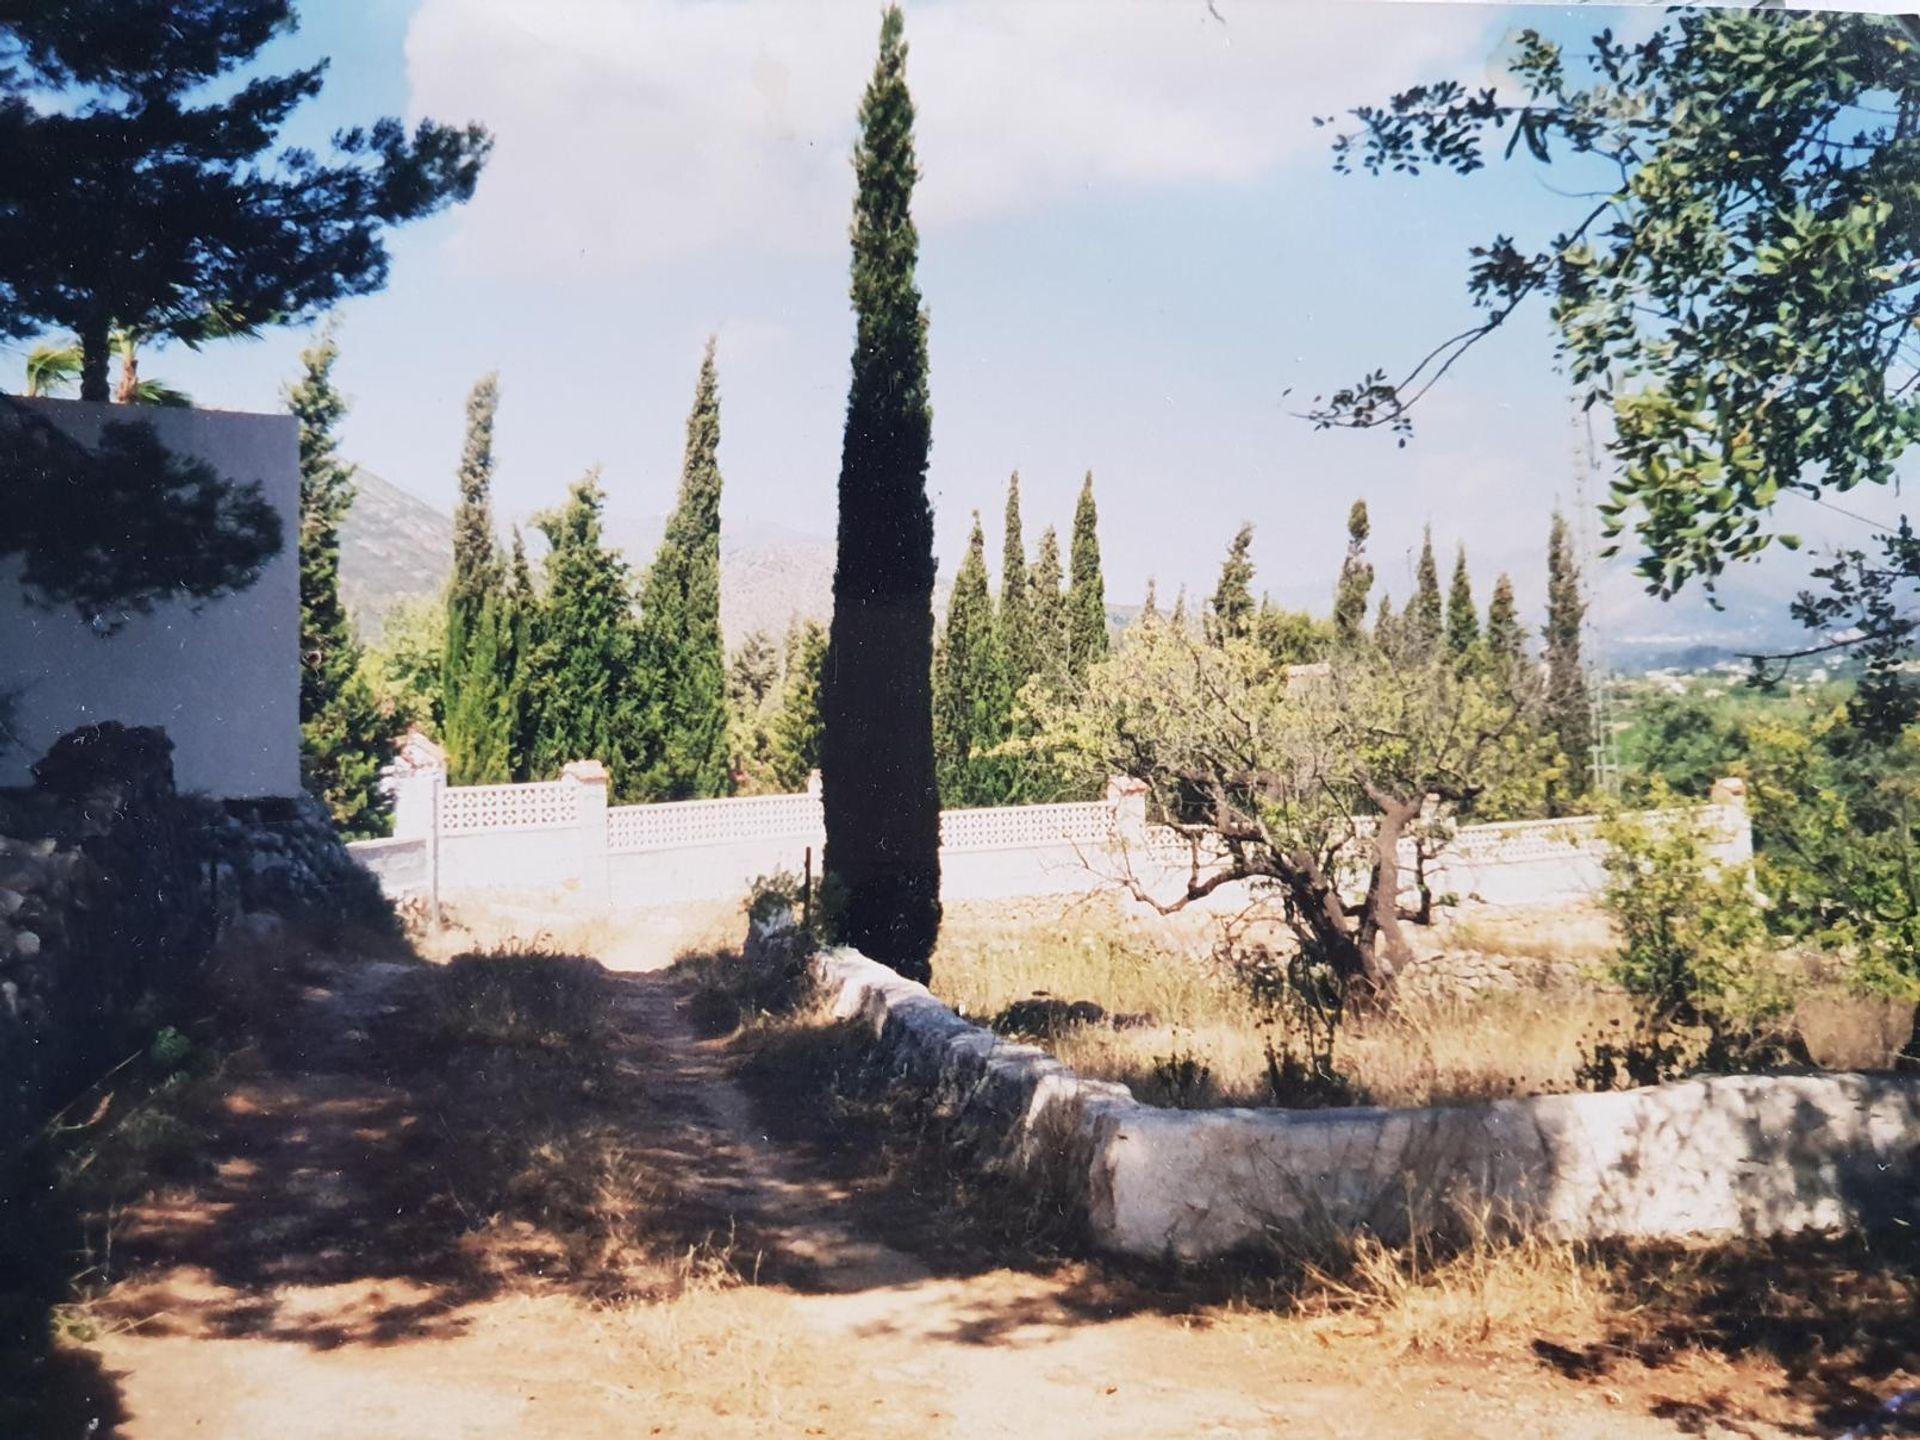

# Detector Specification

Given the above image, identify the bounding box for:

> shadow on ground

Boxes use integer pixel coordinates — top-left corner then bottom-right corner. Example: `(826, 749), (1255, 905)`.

(69, 951), (816, 1362)
(718, 976), (1920, 1440)
(28, 939), (1920, 1440)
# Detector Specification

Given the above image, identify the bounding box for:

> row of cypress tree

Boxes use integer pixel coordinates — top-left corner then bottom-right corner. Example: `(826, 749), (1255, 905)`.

(438, 342), (732, 803)
(1198, 501), (1593, 806)
(934, 472), (1108, 806)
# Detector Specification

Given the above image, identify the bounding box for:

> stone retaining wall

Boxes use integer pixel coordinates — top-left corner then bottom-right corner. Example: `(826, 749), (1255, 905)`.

(808, 941), (1920, 1260)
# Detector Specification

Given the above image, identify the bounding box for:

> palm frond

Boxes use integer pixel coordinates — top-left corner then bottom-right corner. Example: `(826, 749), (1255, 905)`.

(24, 342), (81, 398)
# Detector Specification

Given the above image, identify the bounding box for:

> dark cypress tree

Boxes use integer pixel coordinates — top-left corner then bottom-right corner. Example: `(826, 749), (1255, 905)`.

(288, 326), (390, 835)
(1028, 524), (1068, 684)
(1545, 511), (1594, 806)
(633, 339), (729, 800)
(1332, 500), (1374, 647)
(501, 528), (541, 782)
(442, 373), (513, 785)
(934, 514), (1013, 806)
(819, 6), (941, 981)
(769, 619), (829, 794)
(1067, 472), (1108, 679)
(526, 469), (646, 791)
(998, 472), (1035, 693)
(1141, 577), (1159, 621)
(1208, 521), (1257, 643)
(1410, 524), (1444, 653)
(1485, 571), (1524, 671)
(1445, 543), (1480, 659)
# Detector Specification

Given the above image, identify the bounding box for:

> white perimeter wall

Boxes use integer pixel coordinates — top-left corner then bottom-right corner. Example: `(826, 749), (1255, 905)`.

(352, 770), (1753, 919)
(0, 398), (301, 798)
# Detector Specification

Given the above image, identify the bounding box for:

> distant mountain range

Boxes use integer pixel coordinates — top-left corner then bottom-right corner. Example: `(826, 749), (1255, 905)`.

(338, 472), (453, 643)
(338, 474), (841, 647)
(340, 475), (1816, 671)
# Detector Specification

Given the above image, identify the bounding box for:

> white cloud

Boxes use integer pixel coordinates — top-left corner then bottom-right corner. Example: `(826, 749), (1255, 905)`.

(406, 0), (1507, 273)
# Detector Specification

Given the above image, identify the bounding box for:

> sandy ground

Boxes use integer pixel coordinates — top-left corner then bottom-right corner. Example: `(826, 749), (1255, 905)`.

(41, 926), (1871, 1440)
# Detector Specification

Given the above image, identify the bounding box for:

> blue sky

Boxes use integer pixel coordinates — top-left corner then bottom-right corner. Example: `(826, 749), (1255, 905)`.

(14, 0), (1902, 645)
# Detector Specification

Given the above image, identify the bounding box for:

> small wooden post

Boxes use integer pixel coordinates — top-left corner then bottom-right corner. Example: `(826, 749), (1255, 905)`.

(425, 768), (444, 934)
(802, 845), (813, 933)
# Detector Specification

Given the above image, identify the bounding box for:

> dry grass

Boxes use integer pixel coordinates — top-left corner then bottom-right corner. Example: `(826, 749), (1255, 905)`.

(932, 913), (1912, 1109)
(930, 923), (1642, 1109)
(1792, 986), (1914, 1071)
(735, 993), (1919, 1437)
(1435, 906), (1618, 966)
(424, 944), (610, 1053)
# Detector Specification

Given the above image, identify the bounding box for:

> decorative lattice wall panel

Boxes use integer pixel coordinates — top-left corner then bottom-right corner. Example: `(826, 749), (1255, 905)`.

(939, 802), (1115, 853)
(437, 780), (580, 835)
(607, 794), (825, 854)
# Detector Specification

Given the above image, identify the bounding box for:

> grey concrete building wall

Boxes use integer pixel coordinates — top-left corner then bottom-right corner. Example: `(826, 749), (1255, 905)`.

(0, 398), (301, 798)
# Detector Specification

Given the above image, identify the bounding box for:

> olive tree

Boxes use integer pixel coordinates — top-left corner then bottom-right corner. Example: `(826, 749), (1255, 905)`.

(1037, 613), (1540, 994)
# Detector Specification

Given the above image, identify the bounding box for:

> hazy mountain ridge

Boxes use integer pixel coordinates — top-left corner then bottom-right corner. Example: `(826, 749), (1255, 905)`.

(340, 488), (842, 647)
(342, 483), (1817, 669)
(338, 470), (453, 643)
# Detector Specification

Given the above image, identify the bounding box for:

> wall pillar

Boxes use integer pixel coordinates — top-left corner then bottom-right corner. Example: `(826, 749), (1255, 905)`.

(391, 764), (444, 841)
(1709, 775), (1755, 870)
(563, 759), (612, 911)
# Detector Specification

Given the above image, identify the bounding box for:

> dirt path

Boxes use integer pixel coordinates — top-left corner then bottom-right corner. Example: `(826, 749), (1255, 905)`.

(51, 940), (1824, 1439)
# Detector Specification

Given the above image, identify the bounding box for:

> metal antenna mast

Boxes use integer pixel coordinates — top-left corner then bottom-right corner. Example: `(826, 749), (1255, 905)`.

(1569, 397), (1621, 797)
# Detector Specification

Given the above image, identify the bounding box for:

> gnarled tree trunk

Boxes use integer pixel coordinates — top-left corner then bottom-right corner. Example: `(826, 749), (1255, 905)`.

(1358, 792), (1422, 979)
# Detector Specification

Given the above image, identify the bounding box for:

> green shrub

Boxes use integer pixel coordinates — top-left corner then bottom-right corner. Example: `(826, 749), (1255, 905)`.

(1590, 790), (1805, 1085)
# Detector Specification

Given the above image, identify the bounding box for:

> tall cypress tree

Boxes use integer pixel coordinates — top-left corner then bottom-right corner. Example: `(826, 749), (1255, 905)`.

(820, 6), (941, 981)
(1141, 577), (1159, 621)
(1445, 543), (1479, 659)
(769, 619), (829, 793)
(1410, 524), (1443, 653)
(1332, 500), (1374, 646)
(1209, 521), (1257, 643)
(1171, 584), (1190, 634)
(501, 528), (541, 782)
(1374, 591), (1398, 650)
(998, 472), (1035, 693)
(526, 469), (647, 792)
(1067, 471), (1107, 679)
(1545, 511), (1594, 806)
(1485, 571), (1524, 671)
(934, 514), (1012, 806)
(1028, 524), (1067, 684)
(443, 372), (513, 785)
(288, 326), (390, 836)
(634, 339), (730, 800)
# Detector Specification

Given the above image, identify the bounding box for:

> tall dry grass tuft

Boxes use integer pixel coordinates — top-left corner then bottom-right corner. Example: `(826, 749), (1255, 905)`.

(932, 922), (1644, 1109)
(425, 944), (609, 1052)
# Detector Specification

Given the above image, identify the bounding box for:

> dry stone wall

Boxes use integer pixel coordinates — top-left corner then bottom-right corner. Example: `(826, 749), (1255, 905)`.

(0, 724), (392, 1162)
